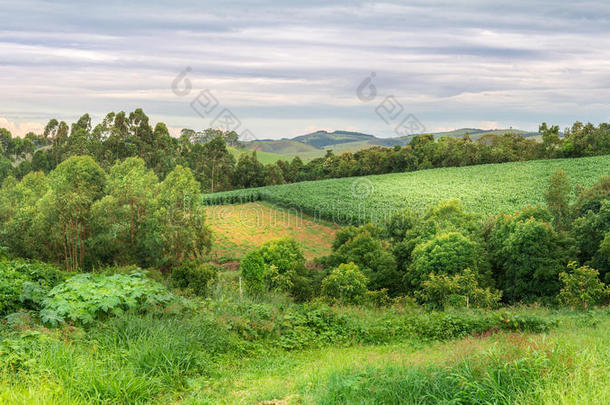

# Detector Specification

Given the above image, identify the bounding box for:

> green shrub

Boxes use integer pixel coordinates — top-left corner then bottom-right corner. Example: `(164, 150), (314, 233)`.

(0, 259), (66, 316)
(240, 251), (267, 294)
(170, 260), (218, 296)
(40, 273), (177, 326)
(488, 208), (571, 303)
(321, 262), (368, 305)
(559, 262), (608, 309)
(322, 226), (400, 295)
(416, 269), (502, 310)
(239, 238), (317, 299)
(408, 232), (480, 290)
(404, 310), (555, 340)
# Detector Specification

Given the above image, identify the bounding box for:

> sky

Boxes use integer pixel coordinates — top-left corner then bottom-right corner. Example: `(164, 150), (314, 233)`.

(1, 0), (610, 140)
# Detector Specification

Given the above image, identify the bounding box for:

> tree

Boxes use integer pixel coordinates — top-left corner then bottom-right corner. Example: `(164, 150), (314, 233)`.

(321, 262), (368, 305)
(35, 156), (106, 270)
(263, 163), (285, 186)
(233, 152), (265, 189)
(89, 157), (159, 266)
(408, 232), (481, 291)
(488, 210), (571, 303)
(571, 200), (610, 282)
(323, 225), (400, 294)
(416, 269), (502, 310)
(559, 262), (608, 309)
(539, 122), (560, 157)
(155, 165), (211, 266)
(545, 169), (571, 230)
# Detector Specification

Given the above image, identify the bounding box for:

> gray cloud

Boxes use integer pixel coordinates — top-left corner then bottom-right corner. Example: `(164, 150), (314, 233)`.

(1, 0), (609, 138)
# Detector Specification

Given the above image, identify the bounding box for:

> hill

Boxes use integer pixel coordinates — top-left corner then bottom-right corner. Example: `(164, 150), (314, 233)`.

(202, 154), (610, 224)
(227, 146), (290, 165)
(243, 128), (537, 161)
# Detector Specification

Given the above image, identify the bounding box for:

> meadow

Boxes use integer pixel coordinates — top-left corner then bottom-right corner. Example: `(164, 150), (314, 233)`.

(202, 155), (610, 224)
(1, 268), (607, 405)
(206, 202), (338, 261)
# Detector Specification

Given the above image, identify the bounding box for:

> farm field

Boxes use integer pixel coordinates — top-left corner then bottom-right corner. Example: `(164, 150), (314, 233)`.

(206, 202), (338, 260)
(202, 155), (610, 224)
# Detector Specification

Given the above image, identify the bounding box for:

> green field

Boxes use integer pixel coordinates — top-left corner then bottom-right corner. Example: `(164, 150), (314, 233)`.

(228, 146), (290, 164)
(202, 155), (610, 224)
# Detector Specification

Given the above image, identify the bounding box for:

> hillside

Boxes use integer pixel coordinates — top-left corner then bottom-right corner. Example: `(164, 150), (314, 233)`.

(244, 128), (537, 161)
(202, 154), (610, 224)
(227, 146), (290, 165)
(207, 201), (338, 260)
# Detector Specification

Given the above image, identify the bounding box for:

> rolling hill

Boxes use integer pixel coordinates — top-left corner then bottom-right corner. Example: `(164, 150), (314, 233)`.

(244, 128), (539, 161)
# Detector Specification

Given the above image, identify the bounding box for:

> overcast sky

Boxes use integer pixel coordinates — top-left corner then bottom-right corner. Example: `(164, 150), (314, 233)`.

(1, 0), (609, 139)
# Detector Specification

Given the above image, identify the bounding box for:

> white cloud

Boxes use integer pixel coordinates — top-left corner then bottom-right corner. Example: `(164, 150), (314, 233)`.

(0, 117), (44, 138)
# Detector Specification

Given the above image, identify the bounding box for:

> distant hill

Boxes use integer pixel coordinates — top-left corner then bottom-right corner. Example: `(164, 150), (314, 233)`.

(243, 128), (537, 162)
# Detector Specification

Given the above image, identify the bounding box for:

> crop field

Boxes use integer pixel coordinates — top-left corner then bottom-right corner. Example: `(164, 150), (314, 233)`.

(202, 155), (610, 224)
(206, 202), (339, 260)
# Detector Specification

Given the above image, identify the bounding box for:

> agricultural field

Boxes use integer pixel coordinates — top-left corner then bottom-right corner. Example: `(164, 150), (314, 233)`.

(206, 202), (338, 260)
(202, 155), (610, 224)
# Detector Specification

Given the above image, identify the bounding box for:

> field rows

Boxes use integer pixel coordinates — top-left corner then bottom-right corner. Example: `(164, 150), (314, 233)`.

(202, 155), (610, 224)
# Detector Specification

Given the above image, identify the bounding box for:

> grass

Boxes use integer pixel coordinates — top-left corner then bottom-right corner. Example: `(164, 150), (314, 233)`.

(1, 298), (608, 404)
(202, 154), (610, 224)
(206, 201), (339, 260)
(228, 146), (291, 164)
(183, 310), (610, 404)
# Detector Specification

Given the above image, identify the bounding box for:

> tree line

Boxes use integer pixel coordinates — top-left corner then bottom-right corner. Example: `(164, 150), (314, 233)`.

(0, 156), (210, 271)
(1, 109), (609, 193)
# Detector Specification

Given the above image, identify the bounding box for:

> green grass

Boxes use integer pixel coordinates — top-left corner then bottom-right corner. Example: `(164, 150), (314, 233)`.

(184, 309), (609, 404)
(1, 292), (608, 404)
(228, 146), (291, 164)
(202, 155), (610, 224)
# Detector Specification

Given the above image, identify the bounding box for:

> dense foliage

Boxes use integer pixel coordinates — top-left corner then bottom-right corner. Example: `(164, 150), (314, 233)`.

(0, 156), (211, 270)
(321, 262), (369, 304)
(0, 259), (66, 316)
(40, 272), (177, 326)
(284, 174), (609, 306)
(170, 260), (218, 296)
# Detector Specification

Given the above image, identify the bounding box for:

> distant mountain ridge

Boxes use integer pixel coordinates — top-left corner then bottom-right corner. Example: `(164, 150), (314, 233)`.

(243, 128), (538, 162)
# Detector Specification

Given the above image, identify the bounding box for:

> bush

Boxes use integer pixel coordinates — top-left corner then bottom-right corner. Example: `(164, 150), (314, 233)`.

(408, 232), (480, 290)
(416, 269), (502, 310)
(571, 200), (610, 282)
(323, 226), (400, 295)
(170, 260), (218, 296)
(559, 262), (608, 309)
(404, 310), (555, 340)
(240, 251), (267, 294)
(0, 259), (66, 316)
(321, 262), (369, 305)
(239, 238), (317, 299)
(40, 273), (177, 326)
(488, 208), (571, 303)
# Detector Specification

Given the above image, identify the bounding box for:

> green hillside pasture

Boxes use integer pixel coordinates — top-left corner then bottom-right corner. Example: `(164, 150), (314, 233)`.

(228, 146), (290, 164)
(201, 155), (610, 224)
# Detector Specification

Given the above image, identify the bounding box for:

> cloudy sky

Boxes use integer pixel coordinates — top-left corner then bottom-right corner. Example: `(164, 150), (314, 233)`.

(1, 0), (609, 139)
